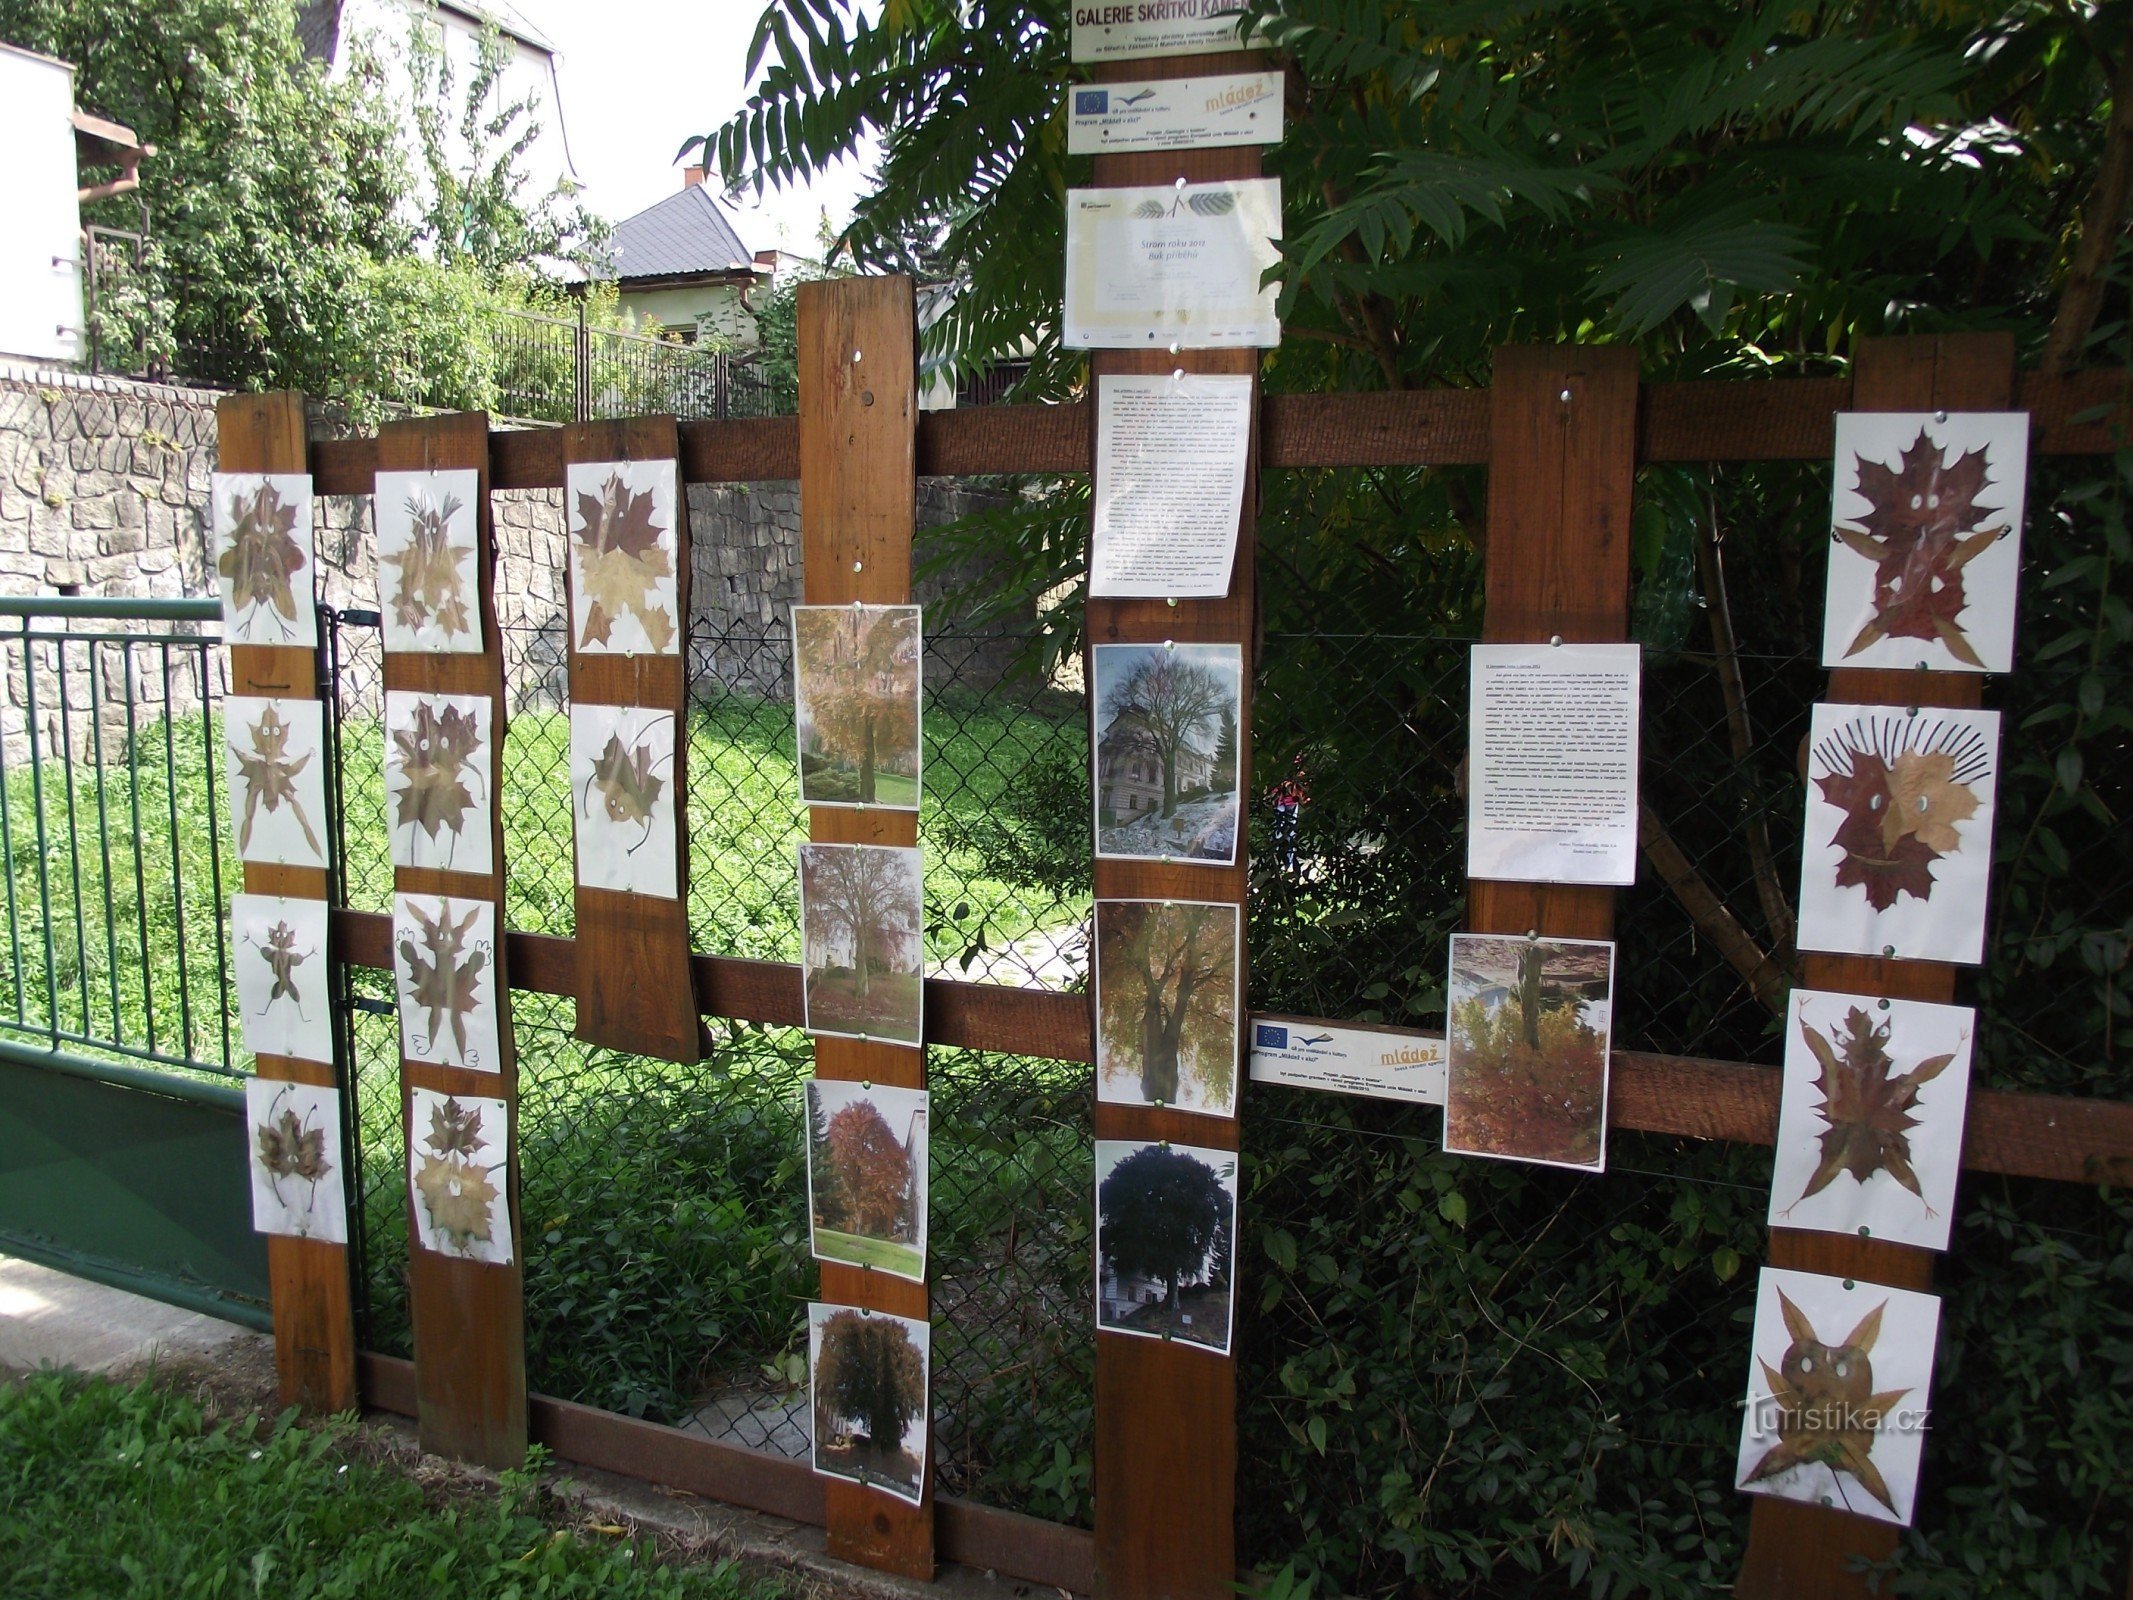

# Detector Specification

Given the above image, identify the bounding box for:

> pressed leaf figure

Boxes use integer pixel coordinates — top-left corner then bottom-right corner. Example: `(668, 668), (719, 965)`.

(384, 486), (473, 640)
(1836, 430), (2007, 668)
(1814, 714), (1990, 911)
(1744, 1291), (1910, 1517)
(410, 1093), (505, 1257)
(585, 729), (667, 843)
(572, 468), (675, 652)
(215, 478), (309, 639)
(388, 695), (489, 869)
(399, 899), (488, 1063)
(249, 917), (313, 1021)
(1786, 1006), (1955, 1215)
(255, 1101), (331, 1202)
(244, 1079), (347, 1242)
(230, 704), (324, 861)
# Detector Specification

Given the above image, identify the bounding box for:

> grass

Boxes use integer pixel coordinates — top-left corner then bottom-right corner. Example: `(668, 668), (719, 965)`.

(800, 969), (923, 1043)
(0, 1369), (786, 1600)
(811, 1227), (924, 1280)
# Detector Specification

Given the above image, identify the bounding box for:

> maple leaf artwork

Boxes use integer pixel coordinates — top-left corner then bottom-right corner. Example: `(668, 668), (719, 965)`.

(398, 900), (488, 1063)
(412, 1096), (500, 1253)
(1813, 715), (1990, 911)
(1786, 1006), (1956, 1213)
(384, 487), (474, 641)
(390, 698), (485, 856)
(230, 705), (324, 860)
(583, 728), (669, 849)
(253, 1085), (333, 1221)
(571, 469), (675, 652)
(1744, 1292), (1911, 1517)
(1837, 430), (2006, 667)
(216, 479), (308, 639)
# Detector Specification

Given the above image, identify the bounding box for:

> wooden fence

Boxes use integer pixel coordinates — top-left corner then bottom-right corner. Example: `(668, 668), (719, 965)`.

(228, 291), (2133, 1600)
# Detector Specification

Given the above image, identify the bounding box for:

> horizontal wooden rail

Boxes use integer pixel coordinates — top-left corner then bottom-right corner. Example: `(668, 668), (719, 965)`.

(307, 367), (2131, 492)
(333, 910), (2133, 1186)
(356, 1353), (1096, 1593)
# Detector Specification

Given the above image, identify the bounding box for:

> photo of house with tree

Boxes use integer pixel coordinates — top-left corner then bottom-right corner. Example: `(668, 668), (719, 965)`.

(1096, 1139), (1238, 1355)
(806, 1079), (928, 1281)
(1091, 641), (1243, 863)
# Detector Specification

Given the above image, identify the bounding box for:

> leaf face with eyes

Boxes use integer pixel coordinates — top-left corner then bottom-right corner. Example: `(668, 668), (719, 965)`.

(392, 700), (483, 841)
(587, 731), (665, 827)
(217, 480), (307, 632)
(1745, 1291), (1910, 1516)
(1817, 752), (1980, 911)
(1839, 430), (1999, 666)
(231, 706), (324, 859)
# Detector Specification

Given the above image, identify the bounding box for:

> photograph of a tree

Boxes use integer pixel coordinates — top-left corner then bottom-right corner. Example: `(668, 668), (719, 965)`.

(1444, 934), (1615, 1171)
(1092, 642), (1242, 863)
(806, 1080), (929, 1281)
(795, 606), (923, 808)
(810, 1304), (929, 1505)
(800, 843), (924, 1046)
(1096, 900), (1241, 1114)
(1096, 1139), (1238, 1354)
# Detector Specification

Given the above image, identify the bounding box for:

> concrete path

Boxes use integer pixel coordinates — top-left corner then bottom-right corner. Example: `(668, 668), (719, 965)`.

(0, 1253), (253, 1376)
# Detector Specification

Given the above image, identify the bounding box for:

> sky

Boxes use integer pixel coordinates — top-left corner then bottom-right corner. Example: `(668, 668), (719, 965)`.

(499, 0), (880, 255)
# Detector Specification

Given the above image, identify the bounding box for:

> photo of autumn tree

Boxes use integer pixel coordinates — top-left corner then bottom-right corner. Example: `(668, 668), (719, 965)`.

(1092, 642), (1242, 863)
(806, 1079), (929, 1281)
(799, 843), (924, 1046)
(810, 1303), (930, 1505)
(1095, 899), (1240, 1115)
(794, 604), (922, 808)
(1095, 1139), (1238, 1354)
(1444, 933), (1614, 1171)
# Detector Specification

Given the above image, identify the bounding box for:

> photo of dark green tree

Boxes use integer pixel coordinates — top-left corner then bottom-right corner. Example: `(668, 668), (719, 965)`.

(1095, 1139), (1238, 1355)
(809, 1303), (930, 1506)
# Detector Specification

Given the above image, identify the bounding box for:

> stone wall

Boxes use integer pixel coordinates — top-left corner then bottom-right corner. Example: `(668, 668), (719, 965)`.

(0, 364), (1020, 756)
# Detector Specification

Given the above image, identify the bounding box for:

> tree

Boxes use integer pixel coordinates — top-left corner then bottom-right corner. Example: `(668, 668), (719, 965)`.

(1098, 1144), (1232, 1313)
(815, 1309), (925, 1450)
(823, 1099), (914, 1238)
(1101, 653), (1228, 820)
(802, 846), (919, 999)
(798, 608), (920, 802)
(1099, 902), (1236, 1106)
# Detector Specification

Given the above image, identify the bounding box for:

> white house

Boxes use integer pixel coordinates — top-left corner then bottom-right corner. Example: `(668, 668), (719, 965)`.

(605, 168), (766, 347)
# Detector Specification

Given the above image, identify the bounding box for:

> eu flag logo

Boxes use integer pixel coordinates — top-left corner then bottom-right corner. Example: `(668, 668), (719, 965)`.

(1075, 90), (1108, 115)
(1255, 1024), (1287, 1049)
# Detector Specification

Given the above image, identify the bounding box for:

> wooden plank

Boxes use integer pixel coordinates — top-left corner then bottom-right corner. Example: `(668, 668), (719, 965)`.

(217, 390), (357, 1418)
(1084, 50), (1262, 1600)
(375, 410), (528, 1472)
(1737, 332), (2016, 1600)
(1467, 346), (1640, 946)
(301, 367), (2133, 494)
(796, 274), (935, 1581)
(355, 1350), (1100, 1593)
(332, 911), (2133, 1184)
(559, 416), (705, 1061)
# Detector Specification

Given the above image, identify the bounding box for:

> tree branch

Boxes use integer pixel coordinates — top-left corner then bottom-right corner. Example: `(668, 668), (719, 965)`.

(2042, 37), (2133, 373)
(1637, 799), (1793, 1016)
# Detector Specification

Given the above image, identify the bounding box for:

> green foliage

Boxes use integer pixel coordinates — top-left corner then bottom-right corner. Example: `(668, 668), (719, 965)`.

(0, 1370), (786, 1598)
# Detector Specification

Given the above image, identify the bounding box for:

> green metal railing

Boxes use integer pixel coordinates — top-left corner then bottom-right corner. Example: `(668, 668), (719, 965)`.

(0, 595), (239, 1079)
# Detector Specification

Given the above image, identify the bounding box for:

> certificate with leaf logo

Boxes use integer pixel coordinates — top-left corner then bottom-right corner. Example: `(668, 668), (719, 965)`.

(1064, 179), (1283, 349)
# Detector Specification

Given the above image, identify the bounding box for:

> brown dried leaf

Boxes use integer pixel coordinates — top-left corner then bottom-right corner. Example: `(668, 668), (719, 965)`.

(217, 480), (306, 632)
(231, 706), (323, 858)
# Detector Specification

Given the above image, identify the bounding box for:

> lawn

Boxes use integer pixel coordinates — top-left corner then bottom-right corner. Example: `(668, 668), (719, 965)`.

(811, 1226), (924, 1280)
(801, 968), (923, 1043)
(0, 1369), (786, 1600)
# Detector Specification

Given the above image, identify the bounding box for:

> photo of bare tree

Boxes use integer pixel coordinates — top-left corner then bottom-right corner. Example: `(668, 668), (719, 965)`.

(794, 605), (922, 808)
(1091, 642), (1242, 864)
(799, 843), (925, 1046)
(1095, 899), (1240, 1115)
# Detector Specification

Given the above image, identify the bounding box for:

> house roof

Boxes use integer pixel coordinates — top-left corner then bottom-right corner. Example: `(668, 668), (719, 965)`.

(607, 183), (756, 284)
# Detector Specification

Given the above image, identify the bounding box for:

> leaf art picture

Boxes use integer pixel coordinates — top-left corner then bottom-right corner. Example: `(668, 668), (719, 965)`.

(1735, 1267), (1942, 1527)
(567, 459), (680, 655)
(568, 704), (679, 898)
(244, 1077), (346, 1243)
(225, 697), (329, 868)
(229, 892), (332, 1065)
(1769, 991), (1973, 1252)
(1821, 412), (2029, 674)
(406, 1087), (513, 1264)
(384, 691), (493, 874)
(1797, 704), (2002, 966)
(375, 469), (483, 653)
(211, 472), (316, 645)
(392, 892), (502, 1073)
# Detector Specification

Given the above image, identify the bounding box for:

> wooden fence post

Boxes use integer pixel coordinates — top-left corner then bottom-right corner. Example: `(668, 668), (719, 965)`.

(1084, 43), (1266, 1600)
(1736, 331), (2016, 1600)
(217, 390), (358, 1415)
(375, 411), (528, 1470)
(559, 416), (705, 1061)
(796, 274), (934, 1580)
